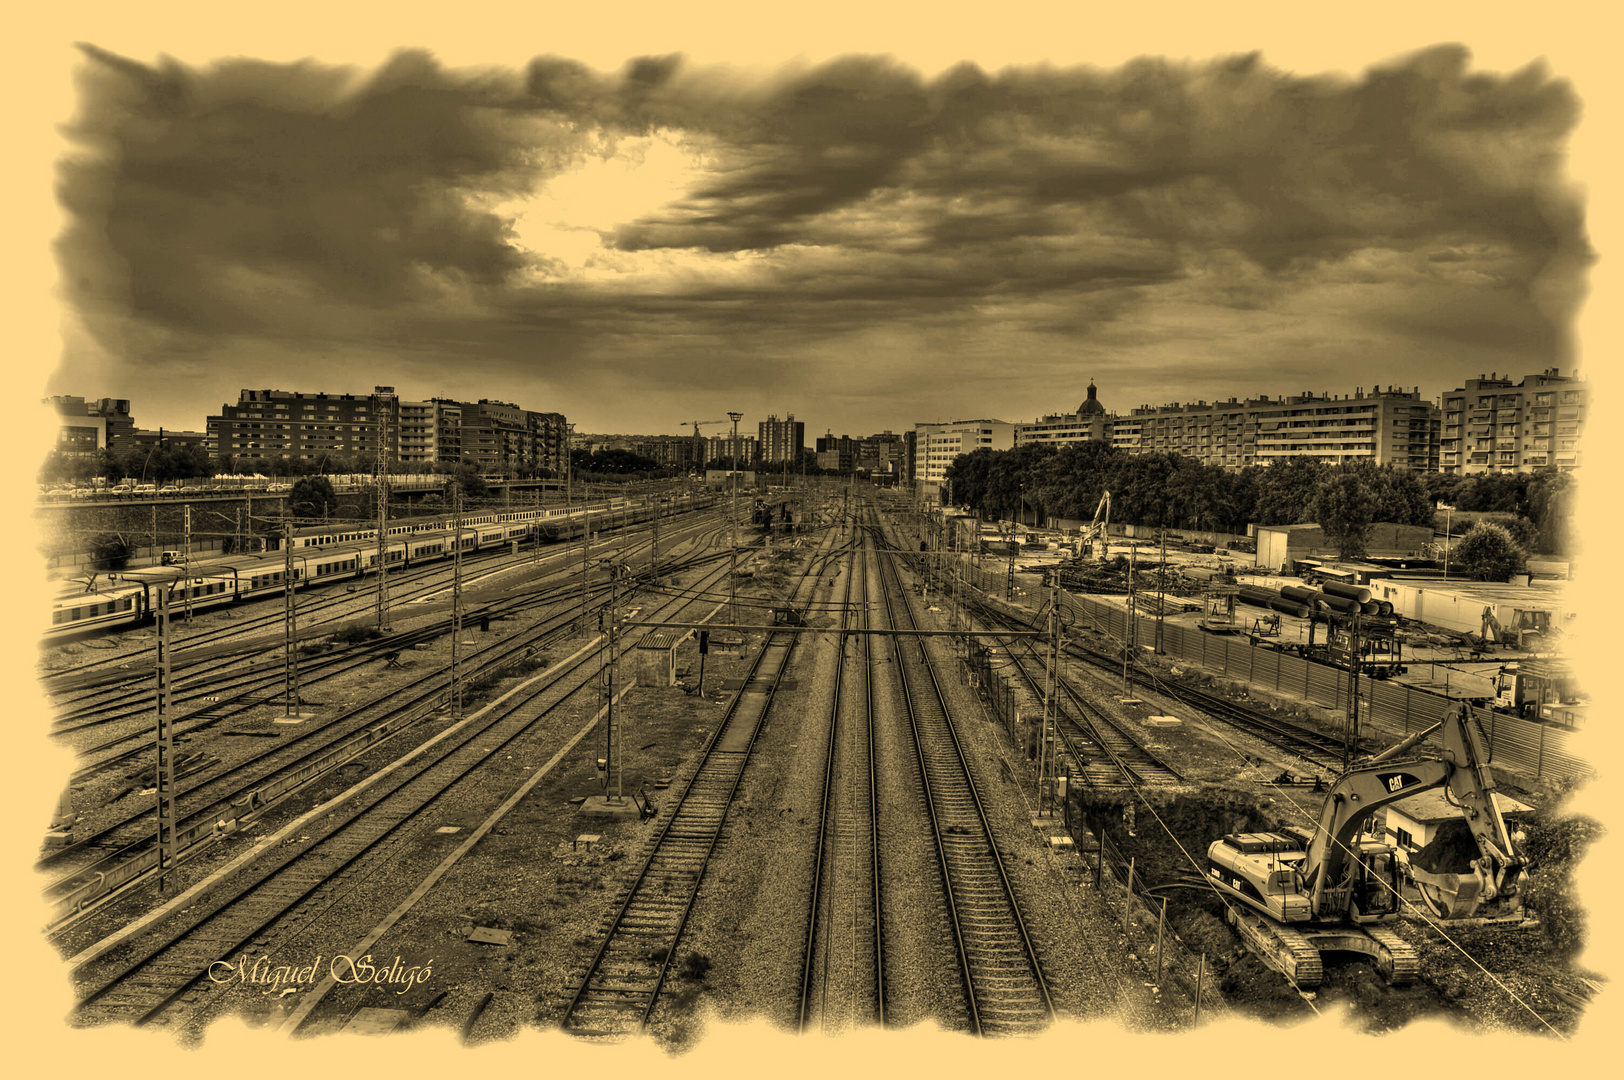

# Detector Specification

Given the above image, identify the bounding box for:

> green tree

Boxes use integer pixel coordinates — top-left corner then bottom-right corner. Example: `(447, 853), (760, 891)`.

(1451, 521), (1528, 581)
(1313, 469), (1378, 558)
(289, 475), (337, 520)
(1252, 457), (1328, 525)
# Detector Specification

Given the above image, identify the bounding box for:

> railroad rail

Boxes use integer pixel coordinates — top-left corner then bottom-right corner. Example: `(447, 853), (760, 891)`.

(872, 522), (1053, 1037)
(797, 526), (884, 1031)
(43, 537), (736, 922)
(66, 553), (745, 1030)
(558, 529), (838, 1038)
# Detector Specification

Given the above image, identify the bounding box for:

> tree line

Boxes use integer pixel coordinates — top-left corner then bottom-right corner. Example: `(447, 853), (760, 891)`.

(941, 443), (1574, 559)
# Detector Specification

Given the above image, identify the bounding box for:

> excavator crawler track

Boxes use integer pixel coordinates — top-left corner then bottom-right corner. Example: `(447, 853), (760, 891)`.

(1227, 906), (1324, 989)
(1363, 924), (1420, 985)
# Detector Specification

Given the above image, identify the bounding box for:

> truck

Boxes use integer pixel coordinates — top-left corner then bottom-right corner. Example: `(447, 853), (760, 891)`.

(1493, 659), (1585, 725)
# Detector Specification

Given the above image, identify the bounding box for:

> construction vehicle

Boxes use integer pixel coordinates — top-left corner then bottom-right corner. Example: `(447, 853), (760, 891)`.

(1078, 490), (1111, 560)
(1479, 606), (1553, 651)
(1205, 703), (1528, 989)
(1492, 659), (1584, 722)
(1300, 610), (1406, 678)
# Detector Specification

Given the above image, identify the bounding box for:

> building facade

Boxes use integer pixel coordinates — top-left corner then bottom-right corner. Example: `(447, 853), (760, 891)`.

(707, 433), (758, 466)
(1440, 370), (1585, 475)
(207, 387), (399, 464)
(1013, 384), (1440, 472)
(210, 388), (567, 475)
(46, 396), (135, 454)
(914, 419), (1015, 494)
(758, 414), (805, 465)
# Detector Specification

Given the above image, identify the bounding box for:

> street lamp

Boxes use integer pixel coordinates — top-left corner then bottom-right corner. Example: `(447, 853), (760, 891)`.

(1439, 502), (1455, 578)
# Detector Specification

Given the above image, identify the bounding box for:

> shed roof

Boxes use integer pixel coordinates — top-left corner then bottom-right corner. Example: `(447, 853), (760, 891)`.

(1388, 790), (1532, 825)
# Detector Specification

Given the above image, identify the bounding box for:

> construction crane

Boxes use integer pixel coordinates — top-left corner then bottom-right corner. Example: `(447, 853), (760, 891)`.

(684, 419), (730, 468)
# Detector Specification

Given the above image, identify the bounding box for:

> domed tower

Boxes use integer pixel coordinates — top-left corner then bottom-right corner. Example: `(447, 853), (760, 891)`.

(1077, 381), (1106, 416)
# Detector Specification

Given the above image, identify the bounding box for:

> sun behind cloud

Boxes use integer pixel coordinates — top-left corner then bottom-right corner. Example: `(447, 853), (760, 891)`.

(497, 127), (713, 273)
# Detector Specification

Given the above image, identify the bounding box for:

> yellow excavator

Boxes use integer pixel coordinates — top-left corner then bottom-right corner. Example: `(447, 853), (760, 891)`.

(1205, 703), (1527, 989)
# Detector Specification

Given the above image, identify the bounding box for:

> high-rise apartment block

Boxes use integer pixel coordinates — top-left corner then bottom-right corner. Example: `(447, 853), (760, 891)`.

(1440, 370), (1585, 474)
(758, 414), (805, 465)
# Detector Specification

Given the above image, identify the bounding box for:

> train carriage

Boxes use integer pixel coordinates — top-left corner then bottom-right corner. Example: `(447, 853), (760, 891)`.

(46, 581), (148, 637)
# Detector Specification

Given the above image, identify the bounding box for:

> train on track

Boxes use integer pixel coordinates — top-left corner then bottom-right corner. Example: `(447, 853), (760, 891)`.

(46, 493), (712, 638)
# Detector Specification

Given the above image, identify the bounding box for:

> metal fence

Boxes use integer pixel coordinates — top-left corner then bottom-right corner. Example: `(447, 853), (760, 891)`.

(1052, 591), (1592, 781)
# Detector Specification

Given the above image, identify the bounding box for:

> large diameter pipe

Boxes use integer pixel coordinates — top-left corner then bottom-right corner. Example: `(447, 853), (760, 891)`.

(1279, 585), (1318, 604)
(1237, 586), (1309, 619)
(1360, 600), (1381, 615)
(1313, 592), (1362, 614)
(1322, 580), (1372, 604)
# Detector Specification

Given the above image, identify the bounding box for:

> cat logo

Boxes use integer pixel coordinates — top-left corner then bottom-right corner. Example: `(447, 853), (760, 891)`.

(1377, 771), (1421, 794)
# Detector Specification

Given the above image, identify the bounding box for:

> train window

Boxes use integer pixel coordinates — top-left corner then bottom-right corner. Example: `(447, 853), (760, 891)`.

(72, 607), (82, 619)
(53, 610), (66, 624)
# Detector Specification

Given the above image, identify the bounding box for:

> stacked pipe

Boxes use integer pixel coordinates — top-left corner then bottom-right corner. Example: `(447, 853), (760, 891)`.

(1237, 584), (1310, 618)
(1322, 580), (1383, 615)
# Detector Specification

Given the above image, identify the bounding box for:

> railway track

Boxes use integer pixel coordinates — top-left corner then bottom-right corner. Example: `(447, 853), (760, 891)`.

(797, 526), (884, 1032)
(873, 523), (1053, 1037)
(67, 551), (745, 1031)
(43, 540), (738, 918)
(48, 525), (727, 785)
(559, 528), (837, 1038)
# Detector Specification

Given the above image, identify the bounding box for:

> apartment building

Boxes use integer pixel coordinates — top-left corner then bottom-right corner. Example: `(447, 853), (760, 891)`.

(1440, 369), (1586, 474)
(707, 432), (758, 466)
(211, 388), (567, 475)
(1013, 384), (1439, 471)
(1014, 382), (1111, 449)
(914, 419), (1015, 495)
(758, 414), (805, 465)
(208, 387), (400, 464)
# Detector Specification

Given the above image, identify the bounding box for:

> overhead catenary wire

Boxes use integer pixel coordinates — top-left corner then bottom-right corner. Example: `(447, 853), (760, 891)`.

(960, 551), (1567, 1036)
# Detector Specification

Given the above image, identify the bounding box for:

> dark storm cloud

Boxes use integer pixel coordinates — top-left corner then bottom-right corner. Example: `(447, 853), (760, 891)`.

(55, 43), (1589, 431)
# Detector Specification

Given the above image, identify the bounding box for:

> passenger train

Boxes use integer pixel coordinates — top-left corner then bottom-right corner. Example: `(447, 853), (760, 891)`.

(46, 493), (710, 639)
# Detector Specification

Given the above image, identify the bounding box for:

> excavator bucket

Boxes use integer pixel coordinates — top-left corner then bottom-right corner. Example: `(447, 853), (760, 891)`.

(1408, 818), (1526, 921)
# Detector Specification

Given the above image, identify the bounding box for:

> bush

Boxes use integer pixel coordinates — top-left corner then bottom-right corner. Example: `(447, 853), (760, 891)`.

(1451, 522), (1527, 581)
(89, 533), (131, 571)
(678, 952), (713, 981)
(1521, 799), (1604, 957)
(332, 625), (384, 644)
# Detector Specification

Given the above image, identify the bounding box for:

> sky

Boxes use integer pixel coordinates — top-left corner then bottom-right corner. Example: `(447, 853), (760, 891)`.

(10, 2), (1624, 1065)
(44, 35), (1594, 440)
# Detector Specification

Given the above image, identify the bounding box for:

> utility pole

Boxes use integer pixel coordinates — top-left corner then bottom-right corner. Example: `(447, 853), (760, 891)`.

(728, 411), (743, 627)
(284, 521), (301, 716)
(602, 559), (623, 800)
(1345, 612), (1362, 774)
(374, 389), (395, 634)
(1156, 525), (1166, 653)
(151, 503), (158, 564)
(154, 582), (175, 894)
(1040, 595), (1058, 813)
(452, 484), (464, 718)
(182, 504), (193, 623)
(1122, 544), (1136, 696)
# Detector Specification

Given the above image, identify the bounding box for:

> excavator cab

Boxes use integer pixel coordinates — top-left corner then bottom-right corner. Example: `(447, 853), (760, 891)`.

(1348, 843), (1404, 921)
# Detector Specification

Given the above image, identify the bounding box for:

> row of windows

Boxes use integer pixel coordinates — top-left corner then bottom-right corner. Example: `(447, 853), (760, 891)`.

(53, 597), (137, 624)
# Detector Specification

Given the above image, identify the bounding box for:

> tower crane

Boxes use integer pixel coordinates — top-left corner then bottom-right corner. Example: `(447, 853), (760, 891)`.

(684, 419), (730, 468)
